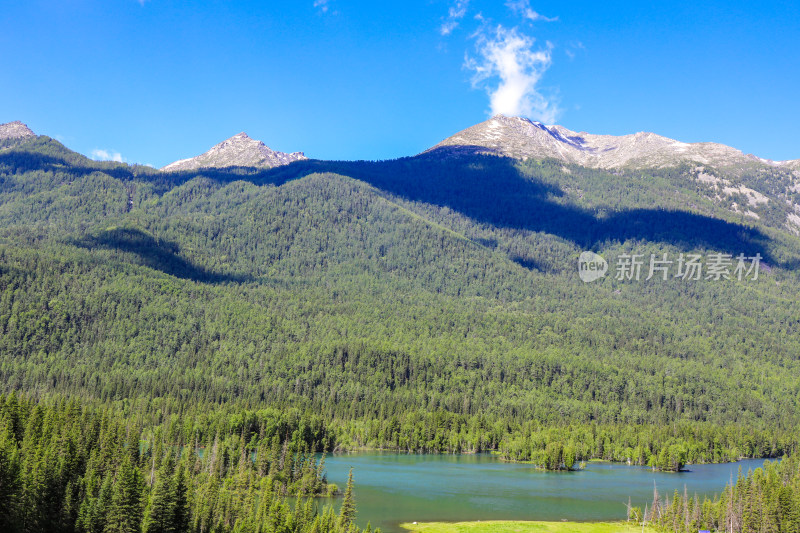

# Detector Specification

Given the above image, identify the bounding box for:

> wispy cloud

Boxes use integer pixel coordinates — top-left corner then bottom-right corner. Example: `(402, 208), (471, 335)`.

(440, 0), (470, 36)
(465, 24), (559, 122)
(314, 0), (332, 14)
(440, 2), (562, 122)
(565, 40), (585, 60)
(505, 0), (557, 23)
(91, 149), (125, 163)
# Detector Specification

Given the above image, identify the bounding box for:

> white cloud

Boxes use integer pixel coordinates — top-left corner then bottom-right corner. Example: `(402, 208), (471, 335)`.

(440, 0), (470, 36)
(465, 24), (559, 123)
(506, 0), (558, 22)
(91, 149), (125, 163)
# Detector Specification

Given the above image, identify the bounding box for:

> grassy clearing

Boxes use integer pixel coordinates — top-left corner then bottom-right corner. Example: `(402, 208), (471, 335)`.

(398, 520), (656, 533)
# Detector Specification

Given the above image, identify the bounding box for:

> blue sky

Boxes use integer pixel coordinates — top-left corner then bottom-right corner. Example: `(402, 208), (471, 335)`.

(2, 0), (798, 167)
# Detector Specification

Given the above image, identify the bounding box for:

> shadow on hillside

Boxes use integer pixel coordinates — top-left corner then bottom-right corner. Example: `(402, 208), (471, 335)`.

(3, 141), (780, 269)
(73, 228), (250, 284)
(251, 146), (776, 267)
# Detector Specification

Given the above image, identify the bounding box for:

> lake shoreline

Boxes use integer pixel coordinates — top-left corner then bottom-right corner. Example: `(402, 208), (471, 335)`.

(398, 520), (656, 532)
(326, 447), (773, 470)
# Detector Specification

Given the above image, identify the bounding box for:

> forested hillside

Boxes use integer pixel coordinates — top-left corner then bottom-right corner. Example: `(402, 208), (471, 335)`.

(1, 134), (799, 474)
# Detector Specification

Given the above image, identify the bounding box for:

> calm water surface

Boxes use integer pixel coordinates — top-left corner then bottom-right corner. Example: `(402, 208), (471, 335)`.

(316, 453), (767, 533)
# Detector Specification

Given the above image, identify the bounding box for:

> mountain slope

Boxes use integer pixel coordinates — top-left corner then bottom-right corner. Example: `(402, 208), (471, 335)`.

(1, 124), (800, 470)
(161, 132), (306, 171)
(424, 115), (800, 234)
(428, 115), (797, 170)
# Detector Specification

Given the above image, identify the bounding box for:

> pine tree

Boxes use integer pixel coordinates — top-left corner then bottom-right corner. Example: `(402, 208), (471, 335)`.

(78, 471), (114, 533)
(0, 426), (21, 530)
(171, 465), (190, 533)
(338, 467), (356, 530)
(142, 455), (176, 533)
(104, 455), (144, 533)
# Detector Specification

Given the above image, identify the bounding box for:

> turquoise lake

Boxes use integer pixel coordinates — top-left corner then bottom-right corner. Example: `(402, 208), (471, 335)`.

(316, 453), (768, 532)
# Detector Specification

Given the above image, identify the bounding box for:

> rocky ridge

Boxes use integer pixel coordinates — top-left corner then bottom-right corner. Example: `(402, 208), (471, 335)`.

(162, 132), (306, 171)
(0, 121), (35, 141)
(427, 115), (796, 171)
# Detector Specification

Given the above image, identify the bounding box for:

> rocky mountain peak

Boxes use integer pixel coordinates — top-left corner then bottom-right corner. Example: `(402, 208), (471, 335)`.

(427, 115), (792, 170)
(161, 132), (306, 172)
(0, 121), (36, 141)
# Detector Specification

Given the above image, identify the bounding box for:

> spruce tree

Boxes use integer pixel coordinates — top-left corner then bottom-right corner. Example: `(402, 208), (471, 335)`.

(0, 426), (21, 530)
(142, 455), (175, 533)
(338, 467), (356, 530)
(171, 466), (190, 533)
(104, 455), (144, 533)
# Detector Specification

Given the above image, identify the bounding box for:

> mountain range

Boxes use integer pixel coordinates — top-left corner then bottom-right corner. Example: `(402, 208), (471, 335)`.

(1, 113), (800, 472)
(5, 117), (798, 173)
(5, 117), (798, 235)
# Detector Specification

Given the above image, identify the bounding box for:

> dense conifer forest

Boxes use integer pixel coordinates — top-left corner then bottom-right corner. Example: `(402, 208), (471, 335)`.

(0, 392), (374, 532)
(648, 456), (800, 533)
(1, 134), (800, 530)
